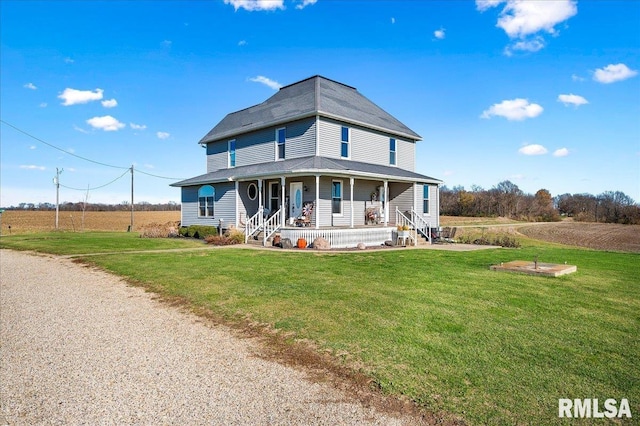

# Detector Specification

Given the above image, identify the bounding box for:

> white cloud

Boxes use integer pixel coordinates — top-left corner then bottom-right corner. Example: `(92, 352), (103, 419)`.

(24, 82), (37, 90)
(144, 164), (155, 169)
(130, 123), (147, 130)
(238, 40), (247, 46)
(505, 36), (544, 55)
(73, 125), (90, 134)
(101, 98), (118, 108)
(557, 93), (588, 107)
(249, 75), (282, 90)
(296, 0), (317, 9)
(157, 131), (170, 140)
(29, 145), (36, 150)
(391, 17), (396, 24)
(553, 148), (570, 157)
(20, 165), (46, 171)
(519, 144), (548, 155)
(481, 98), (543, 121)
(64, 57), (74, 63)
(162, 40), (172, 48)
(39, 102), (48, 108)
(477, 0), (577, 54)
(434, 28), (445, 39)
(571, 74), (586, 82)
(86, 115), (125, 131)
(476, 0), (502, 12)
(59, 88), (104, 106)
(593, 63), (638, 84)
(225, 0), (285, 11)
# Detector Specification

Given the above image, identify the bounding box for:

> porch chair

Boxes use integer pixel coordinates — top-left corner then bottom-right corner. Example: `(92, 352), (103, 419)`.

(446, 227), (457, 243)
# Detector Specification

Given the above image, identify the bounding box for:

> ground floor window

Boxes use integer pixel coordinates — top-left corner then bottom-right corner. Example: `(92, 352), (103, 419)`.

(423, 185), (429, 214)
(332, 180), (342, 215)
(198, 185), (215, 217)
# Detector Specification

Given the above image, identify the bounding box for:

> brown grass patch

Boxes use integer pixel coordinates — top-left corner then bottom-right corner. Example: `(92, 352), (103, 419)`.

(0, 210), (180, 234)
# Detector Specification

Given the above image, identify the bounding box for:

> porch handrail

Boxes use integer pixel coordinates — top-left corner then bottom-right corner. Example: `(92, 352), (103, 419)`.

(263, 208), (282, 246)
(395, 208), (416, 245)
(410, 207), (432, 244)
(244, 207), (264, 243)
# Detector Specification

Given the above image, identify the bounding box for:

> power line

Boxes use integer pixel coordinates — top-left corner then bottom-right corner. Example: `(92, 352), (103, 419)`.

(1, 119), (128, 170)
(1, 119), (186, 180)
(60, 168), (131, 191)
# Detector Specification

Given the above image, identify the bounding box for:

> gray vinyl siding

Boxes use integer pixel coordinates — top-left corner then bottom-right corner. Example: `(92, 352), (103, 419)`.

(206, 118), (316, 172)
(416, 184), (439, 227)
(396, 138), (415, 171)
(388, 182), (414, 224)
(206, 141), (228, 173)
(180, 182), (236, 227)
(318, 118), (416, 170)
(285, 118), (316, 159)
(237, 181), (259, 226)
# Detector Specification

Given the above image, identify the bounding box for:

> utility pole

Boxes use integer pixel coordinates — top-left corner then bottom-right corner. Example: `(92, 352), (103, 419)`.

(130, 165), (134, 231)
(54, 167), (63, 230)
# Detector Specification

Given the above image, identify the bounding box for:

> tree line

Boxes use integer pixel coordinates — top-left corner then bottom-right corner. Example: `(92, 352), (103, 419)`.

(440, 181), (640, 225)
(5, 201), (181, 212)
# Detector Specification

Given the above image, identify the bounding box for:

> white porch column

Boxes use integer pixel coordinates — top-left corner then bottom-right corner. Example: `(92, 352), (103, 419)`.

(258, 179), (263, 226)
(350, 177), (354, 228)
(235, 181), (239, 228)
(413, 182), (418, 221)
(281, 176), (286, 225)
(315, 175), (320, 229)
(384, 180), (389, 226)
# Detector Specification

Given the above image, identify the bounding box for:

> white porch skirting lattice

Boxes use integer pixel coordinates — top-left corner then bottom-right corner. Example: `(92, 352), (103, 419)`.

(280, 227), (394, 249)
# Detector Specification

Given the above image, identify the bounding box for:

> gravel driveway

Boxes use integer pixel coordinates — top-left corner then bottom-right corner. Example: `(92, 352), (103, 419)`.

(0, 250), (409, 425)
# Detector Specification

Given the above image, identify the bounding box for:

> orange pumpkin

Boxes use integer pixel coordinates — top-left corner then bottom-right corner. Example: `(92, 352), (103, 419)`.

(297, 238), (307, 249)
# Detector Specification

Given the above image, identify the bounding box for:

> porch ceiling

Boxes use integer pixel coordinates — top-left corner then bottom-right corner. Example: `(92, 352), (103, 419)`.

(171, 155), (442, 187)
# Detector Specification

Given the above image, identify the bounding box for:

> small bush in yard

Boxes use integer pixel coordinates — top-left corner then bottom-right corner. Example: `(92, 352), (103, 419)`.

(140, 221), (180, 238)
(204, 227), (245, 245)
(179, 225), (218, 239)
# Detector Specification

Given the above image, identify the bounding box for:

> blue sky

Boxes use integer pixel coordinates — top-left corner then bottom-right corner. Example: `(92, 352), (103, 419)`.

(1, 0), (639, 207)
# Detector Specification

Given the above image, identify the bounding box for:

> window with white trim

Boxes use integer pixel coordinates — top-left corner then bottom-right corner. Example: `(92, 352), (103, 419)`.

(228, 139), (236, 168)
(340, 126), (349, 158)
(198, 185), (215, 217)
(276, 127), (286, 160)
(423, 185), (429, 214)
(389, 138), (397, 166)
(332, 180), (342, 215)
(247, 183), (257, 200)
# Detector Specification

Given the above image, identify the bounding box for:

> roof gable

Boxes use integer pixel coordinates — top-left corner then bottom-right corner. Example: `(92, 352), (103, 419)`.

(199, 76), (421, 144)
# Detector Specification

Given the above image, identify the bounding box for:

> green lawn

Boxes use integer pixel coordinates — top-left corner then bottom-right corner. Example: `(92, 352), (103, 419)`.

(1, 233), (638, 424)
(0, 231), (204, 255)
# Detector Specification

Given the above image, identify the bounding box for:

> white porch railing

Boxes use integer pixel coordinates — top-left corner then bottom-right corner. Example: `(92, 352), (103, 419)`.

(280, 227), (393, 249)
(244, 207), (264, 243)
(263, 208), (282, 246)
(411, 207), (432, 244)
(395, 207), (432, 245)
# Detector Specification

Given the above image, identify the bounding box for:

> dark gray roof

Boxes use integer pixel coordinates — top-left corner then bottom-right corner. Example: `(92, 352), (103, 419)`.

(171, 156), (441, 187)
(199, 76), (421, 143)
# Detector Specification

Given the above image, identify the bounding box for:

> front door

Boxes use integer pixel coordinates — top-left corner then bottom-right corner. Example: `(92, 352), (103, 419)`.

(289, 182), (303, 224)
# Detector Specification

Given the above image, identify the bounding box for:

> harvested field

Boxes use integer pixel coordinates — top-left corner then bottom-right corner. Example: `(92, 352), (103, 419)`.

(440, 216), (523, 226)
(0, 210), (180, 234)
(518, 221), (640, 253)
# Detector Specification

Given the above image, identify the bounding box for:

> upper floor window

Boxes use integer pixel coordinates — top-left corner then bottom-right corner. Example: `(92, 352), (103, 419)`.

(228, 139), (236, 168)
(423, 185), (429, 214)
(332, 180), (342, 215)
(341, 126), (350, 158)
(389, 138), (397, 166)
(198, 185), (215, 217)
(276, 127), (286, 160)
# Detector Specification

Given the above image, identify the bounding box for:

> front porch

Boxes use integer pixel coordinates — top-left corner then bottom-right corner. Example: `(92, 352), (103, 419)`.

(280, 225), (395, 249)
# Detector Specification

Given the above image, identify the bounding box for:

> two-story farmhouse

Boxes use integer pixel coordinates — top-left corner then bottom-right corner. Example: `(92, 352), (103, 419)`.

(172, 75), (441, 247)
